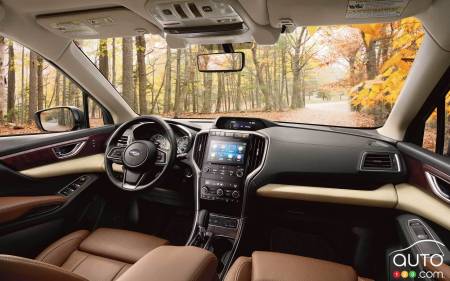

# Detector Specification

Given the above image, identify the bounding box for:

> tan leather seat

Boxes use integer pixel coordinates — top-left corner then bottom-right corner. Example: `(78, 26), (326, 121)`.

(0, 245), (218, 281)
(34, 228), (168, 281)
(225, 251), (373, 281)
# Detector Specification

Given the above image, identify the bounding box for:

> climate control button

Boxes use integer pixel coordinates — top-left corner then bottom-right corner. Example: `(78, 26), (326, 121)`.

(231, 191), (240, 198)
(216, 188), (224, 196)
(236, 169), (244, 178)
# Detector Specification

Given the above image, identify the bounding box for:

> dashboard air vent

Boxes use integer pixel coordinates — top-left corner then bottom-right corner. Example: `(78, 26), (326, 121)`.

(247, 135), (266, 174)
(361, 152), (399, 172)
(117, 136), (129, 147)
(193, 133), (208, 168)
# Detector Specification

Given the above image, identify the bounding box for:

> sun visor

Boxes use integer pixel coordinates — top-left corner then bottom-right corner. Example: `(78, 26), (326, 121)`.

(267, 0), (432, 27)
(0, 5), (5, 23)
(36, 7), (160, 39)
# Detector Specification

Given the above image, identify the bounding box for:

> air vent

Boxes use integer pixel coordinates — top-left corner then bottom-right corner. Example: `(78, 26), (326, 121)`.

(361, 152), (399, 172)
(174, 4), (188, 19)
(117, 135), (129, 147)
(188, 3), (202, 18)
(247, 135), (266, 174)
(193, 133), (208, 168)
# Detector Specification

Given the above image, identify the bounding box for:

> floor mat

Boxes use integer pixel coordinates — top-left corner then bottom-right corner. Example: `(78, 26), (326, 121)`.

(269, 227), (337, 262)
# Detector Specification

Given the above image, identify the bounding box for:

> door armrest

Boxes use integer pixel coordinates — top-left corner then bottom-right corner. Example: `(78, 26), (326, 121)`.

(0, 195), (66, 224)
(0, 255), (87, 281)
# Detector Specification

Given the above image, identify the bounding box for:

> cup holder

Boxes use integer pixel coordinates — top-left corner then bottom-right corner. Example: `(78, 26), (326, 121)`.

(209, 236), (234, 273)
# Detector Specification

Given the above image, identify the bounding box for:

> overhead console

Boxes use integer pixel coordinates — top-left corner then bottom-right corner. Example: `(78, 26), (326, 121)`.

(147, 0), (247, 36)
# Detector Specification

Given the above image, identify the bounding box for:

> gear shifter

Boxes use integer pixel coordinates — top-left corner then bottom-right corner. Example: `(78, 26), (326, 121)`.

(198, 209), (209, 242)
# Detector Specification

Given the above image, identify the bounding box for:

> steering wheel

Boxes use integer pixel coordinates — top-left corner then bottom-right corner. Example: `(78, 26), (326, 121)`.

(104, 116), (177, 191)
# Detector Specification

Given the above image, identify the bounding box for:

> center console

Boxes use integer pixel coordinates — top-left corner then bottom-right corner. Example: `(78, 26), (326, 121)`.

(188, 124), (267, 278)
(200, 131), (250, 215)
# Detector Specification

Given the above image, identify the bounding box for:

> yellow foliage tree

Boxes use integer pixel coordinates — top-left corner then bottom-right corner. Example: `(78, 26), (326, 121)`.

(350, 18), (424, 125)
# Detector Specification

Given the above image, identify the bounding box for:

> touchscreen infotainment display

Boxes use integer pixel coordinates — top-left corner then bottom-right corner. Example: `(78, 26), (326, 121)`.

(207, 140), (247, 164)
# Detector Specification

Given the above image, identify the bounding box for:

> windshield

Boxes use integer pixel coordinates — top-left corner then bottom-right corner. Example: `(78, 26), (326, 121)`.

(79, 17), (423, 127)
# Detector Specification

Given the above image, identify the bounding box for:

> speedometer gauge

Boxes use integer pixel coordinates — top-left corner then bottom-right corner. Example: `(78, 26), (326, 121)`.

(177, 136), (190, 154)
(150, 134), (170, 151)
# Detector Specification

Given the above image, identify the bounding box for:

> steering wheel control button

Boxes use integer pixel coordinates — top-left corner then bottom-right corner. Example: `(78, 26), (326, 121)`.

(156, 151), (166, 163)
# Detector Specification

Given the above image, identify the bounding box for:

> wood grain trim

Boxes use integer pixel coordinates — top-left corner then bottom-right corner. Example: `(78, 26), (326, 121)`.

(256, 184), (398, 208)
(0, 195), (66, 224)
(0, 132), (110, 171)
(19, 154), (123, 178)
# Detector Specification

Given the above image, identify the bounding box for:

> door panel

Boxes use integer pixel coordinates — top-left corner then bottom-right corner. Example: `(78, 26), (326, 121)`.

(0, 126), (114, 171)
(0, 126), (114, 256)
(398, 142), (450, 204)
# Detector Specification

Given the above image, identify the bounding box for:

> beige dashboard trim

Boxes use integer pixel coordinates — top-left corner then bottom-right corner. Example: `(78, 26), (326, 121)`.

(257, 184), (398, 208)
(395, 183), (450, 230)
(19, 154), (123, 178)
(257, 183), (450, 231)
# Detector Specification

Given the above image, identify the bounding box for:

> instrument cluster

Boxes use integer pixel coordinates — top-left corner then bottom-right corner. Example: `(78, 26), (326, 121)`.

(132, 123), (193, 155)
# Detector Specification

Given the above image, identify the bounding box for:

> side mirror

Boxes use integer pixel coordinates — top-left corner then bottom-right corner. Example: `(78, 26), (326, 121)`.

(34, 107), (85, 132)
(197, 52), (245, 72)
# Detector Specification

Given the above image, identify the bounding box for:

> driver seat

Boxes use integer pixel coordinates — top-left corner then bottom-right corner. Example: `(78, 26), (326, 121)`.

(33, 228), (168, 281)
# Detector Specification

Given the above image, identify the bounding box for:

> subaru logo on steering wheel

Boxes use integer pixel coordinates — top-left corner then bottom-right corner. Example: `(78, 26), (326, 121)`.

(129, 149), (141, 157)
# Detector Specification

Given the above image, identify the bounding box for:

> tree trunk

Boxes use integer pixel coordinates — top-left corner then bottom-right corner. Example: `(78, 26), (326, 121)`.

(183, 49), (190, 112)
(53, 72), (61, 107)
(37, 56), (44, 110)
(281, 44), (288, 108)
(136, 35), (147, 114)
(28, 51), (38, 123)
(360, 31), (378, 80)
(173, 49), (182, 117)
(291, 27), (306, 109)
(122, 37), (134, 108)
(7, 40), (15, 122)
(251, 45), (272, 111)
(236, 72), (242, 111)
(215, 73), (224, 113)
(20, 46), (25, 123)
(201, 46), (213, 113)
(0, 36), (6, 123)
(112, 38), (116, 85)
(69, 82), (78, 107)
(98, 39), (109, 78)
(163, 47), (172, 113)
(62, 77), (67, 106)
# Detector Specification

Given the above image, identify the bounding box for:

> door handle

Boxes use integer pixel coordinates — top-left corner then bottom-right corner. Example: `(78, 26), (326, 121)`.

(52, 141), (86, 159)
(425, 171), (450, 204)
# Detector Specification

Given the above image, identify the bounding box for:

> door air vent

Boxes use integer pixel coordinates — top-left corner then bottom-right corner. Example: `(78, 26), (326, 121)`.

(193, 133), (208, 168)
(117, 135), (129, 147)
(360, 152), (399, 172)
(247, 135), (266, 174)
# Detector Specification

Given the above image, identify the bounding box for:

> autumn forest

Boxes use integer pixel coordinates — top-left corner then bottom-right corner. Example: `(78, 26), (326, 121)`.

(0, 18), (424, 135)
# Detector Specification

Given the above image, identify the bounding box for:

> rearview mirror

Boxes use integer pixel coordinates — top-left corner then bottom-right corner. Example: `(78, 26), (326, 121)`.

(197, 52), (245, 72)
(35, 107), (85, 132)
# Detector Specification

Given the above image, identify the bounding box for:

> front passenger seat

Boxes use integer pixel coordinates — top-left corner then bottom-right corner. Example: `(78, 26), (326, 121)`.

(34, 228), (168, 281)
(225, 251), (373, 281)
